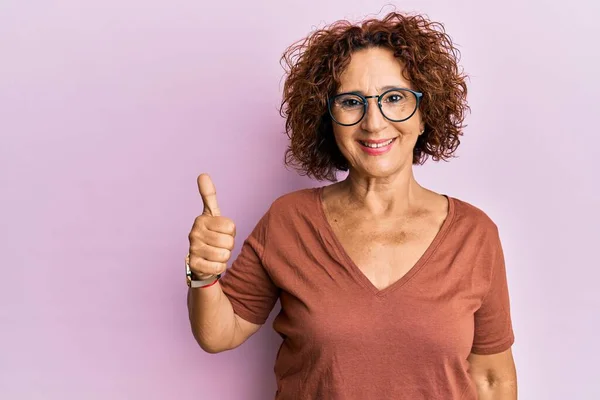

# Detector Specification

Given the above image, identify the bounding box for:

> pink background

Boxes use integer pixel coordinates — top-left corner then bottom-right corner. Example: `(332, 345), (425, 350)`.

(1, 1), (599, 399)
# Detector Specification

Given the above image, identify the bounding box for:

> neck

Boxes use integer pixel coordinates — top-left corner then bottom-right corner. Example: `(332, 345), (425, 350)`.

(341, 166), (424, 216)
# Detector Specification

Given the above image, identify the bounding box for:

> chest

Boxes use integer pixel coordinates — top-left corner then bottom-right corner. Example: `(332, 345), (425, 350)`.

(328, 213), (444, 290)
(277, 281), (479, 363)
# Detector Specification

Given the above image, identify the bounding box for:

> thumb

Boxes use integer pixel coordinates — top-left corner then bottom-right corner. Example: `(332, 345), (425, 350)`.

(197, 173), (221, 217)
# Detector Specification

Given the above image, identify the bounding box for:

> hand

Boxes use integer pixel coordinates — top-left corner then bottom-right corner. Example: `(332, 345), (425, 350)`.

(188, 174), (236, 279)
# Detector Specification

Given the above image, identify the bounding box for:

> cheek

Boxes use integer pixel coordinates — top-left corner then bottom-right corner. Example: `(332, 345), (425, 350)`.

(332, 126), (356, 149)
(397, 110), (423, 133)
(393, 128), (417, 144)
(393, 120), (422, 144)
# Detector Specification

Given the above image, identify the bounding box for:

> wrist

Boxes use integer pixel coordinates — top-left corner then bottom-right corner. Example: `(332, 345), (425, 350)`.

(185, 254), (222, 288)
(189, 273), (221, 289)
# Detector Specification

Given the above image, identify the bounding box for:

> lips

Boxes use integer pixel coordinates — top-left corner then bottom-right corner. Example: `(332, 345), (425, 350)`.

(359, 138), (394, 148)
(357, 137), (397, 155)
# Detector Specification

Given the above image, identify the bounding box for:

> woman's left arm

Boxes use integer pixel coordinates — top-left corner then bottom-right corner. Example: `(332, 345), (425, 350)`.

(468, 348), (517, 399)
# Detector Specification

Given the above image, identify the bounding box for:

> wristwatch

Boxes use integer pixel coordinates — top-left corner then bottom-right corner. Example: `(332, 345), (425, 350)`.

(185, 254), (221, 288)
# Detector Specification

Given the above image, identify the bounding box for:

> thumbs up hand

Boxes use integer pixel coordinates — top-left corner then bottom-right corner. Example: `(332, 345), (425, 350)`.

(188, 174), (236, 279)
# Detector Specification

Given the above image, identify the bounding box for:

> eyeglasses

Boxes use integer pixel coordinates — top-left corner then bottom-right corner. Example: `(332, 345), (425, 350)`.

(327, 88), (423, 126)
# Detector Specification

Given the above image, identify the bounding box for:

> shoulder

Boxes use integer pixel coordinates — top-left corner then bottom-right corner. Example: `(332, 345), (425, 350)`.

(242, 188), (320, 253)
(451, 197), (498, 228)
(254, 187), (324, 241)
(449, 196), (501, 239)
(448, 197), (507, 277)
(267, 186), (321, 217)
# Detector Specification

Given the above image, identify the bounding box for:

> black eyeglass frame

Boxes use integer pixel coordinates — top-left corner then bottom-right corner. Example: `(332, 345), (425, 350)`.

(327, 88), (423, 126)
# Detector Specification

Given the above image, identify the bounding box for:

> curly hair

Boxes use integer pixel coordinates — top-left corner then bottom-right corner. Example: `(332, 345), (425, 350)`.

(279, 11), (469, 181)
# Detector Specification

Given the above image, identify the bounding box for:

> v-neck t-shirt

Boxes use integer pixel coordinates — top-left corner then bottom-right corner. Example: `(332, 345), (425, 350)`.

(219, 187), (515, 400)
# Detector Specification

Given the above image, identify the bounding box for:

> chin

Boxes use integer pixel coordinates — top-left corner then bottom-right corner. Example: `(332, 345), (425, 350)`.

(344, 146), (412, 178)
(356, 161), (403, 178)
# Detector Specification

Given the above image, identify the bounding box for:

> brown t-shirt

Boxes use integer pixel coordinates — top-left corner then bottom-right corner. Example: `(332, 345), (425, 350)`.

(220, 187), (514, 400)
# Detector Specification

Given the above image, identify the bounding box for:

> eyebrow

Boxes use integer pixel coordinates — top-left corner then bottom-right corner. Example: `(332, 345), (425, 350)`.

(336, 85), (409, 95)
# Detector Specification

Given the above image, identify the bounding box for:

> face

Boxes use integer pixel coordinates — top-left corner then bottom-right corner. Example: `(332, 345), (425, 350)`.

(331, 47), (424, 179)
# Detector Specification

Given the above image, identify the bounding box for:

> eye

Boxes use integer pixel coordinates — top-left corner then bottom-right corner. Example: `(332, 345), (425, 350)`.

(334, 94), (364, 110)
(385, 93), (405, 103)
(341, 98), (361, 107)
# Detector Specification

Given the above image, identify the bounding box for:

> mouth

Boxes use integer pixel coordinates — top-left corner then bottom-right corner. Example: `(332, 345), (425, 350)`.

(357, 137), (397, 156)
(358, 138), (395, 149)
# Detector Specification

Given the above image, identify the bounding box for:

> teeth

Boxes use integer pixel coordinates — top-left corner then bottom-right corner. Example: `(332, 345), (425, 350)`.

(361, 139), (393, 148)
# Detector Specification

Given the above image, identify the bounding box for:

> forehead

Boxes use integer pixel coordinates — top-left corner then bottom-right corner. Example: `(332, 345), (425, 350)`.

(337, 47), (411, 93)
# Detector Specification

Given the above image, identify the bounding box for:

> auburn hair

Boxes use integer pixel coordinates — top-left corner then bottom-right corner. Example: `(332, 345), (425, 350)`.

(279, 11), (469, 181)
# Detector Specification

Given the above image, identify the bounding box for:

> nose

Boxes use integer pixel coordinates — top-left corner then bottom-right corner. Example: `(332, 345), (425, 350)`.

(360, 98), (387, 134)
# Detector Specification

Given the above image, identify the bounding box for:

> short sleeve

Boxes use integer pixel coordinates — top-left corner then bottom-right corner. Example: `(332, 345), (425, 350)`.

(219, 209), (280, 325)
(471, 229), (515, 355)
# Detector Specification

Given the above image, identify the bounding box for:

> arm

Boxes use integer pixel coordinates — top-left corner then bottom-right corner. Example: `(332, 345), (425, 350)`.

(468, 348), (517, 399)
(187, 174), (277, 353)
(469, 223), (516, 398)
(187, 283), (260, 353)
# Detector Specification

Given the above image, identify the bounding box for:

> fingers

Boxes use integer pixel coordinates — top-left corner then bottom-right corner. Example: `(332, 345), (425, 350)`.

(190, 242), (232, 263)
(200, 229), (235, 250)
(188, 216), (235, 277)
(203, 215), (236, 237)
(190, 174), (235, 277)
(189, 257), (227, 276)
(188, 242), (231, 276)
(198, 173), (220, 217)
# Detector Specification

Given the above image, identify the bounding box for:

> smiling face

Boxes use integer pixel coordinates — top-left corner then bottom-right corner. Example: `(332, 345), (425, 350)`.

(331, 46), (424, 180)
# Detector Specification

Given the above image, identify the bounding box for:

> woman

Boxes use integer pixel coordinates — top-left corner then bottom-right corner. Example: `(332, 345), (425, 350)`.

(186, 11), (517, 399)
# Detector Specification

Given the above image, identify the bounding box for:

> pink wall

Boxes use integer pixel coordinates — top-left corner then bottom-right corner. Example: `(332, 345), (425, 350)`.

(1, 1), (599, 399)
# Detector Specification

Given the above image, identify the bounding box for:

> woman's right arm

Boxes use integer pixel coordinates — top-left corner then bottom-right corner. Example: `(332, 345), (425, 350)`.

(187, 283), (261, 353)
(186, 174), (261, 353)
